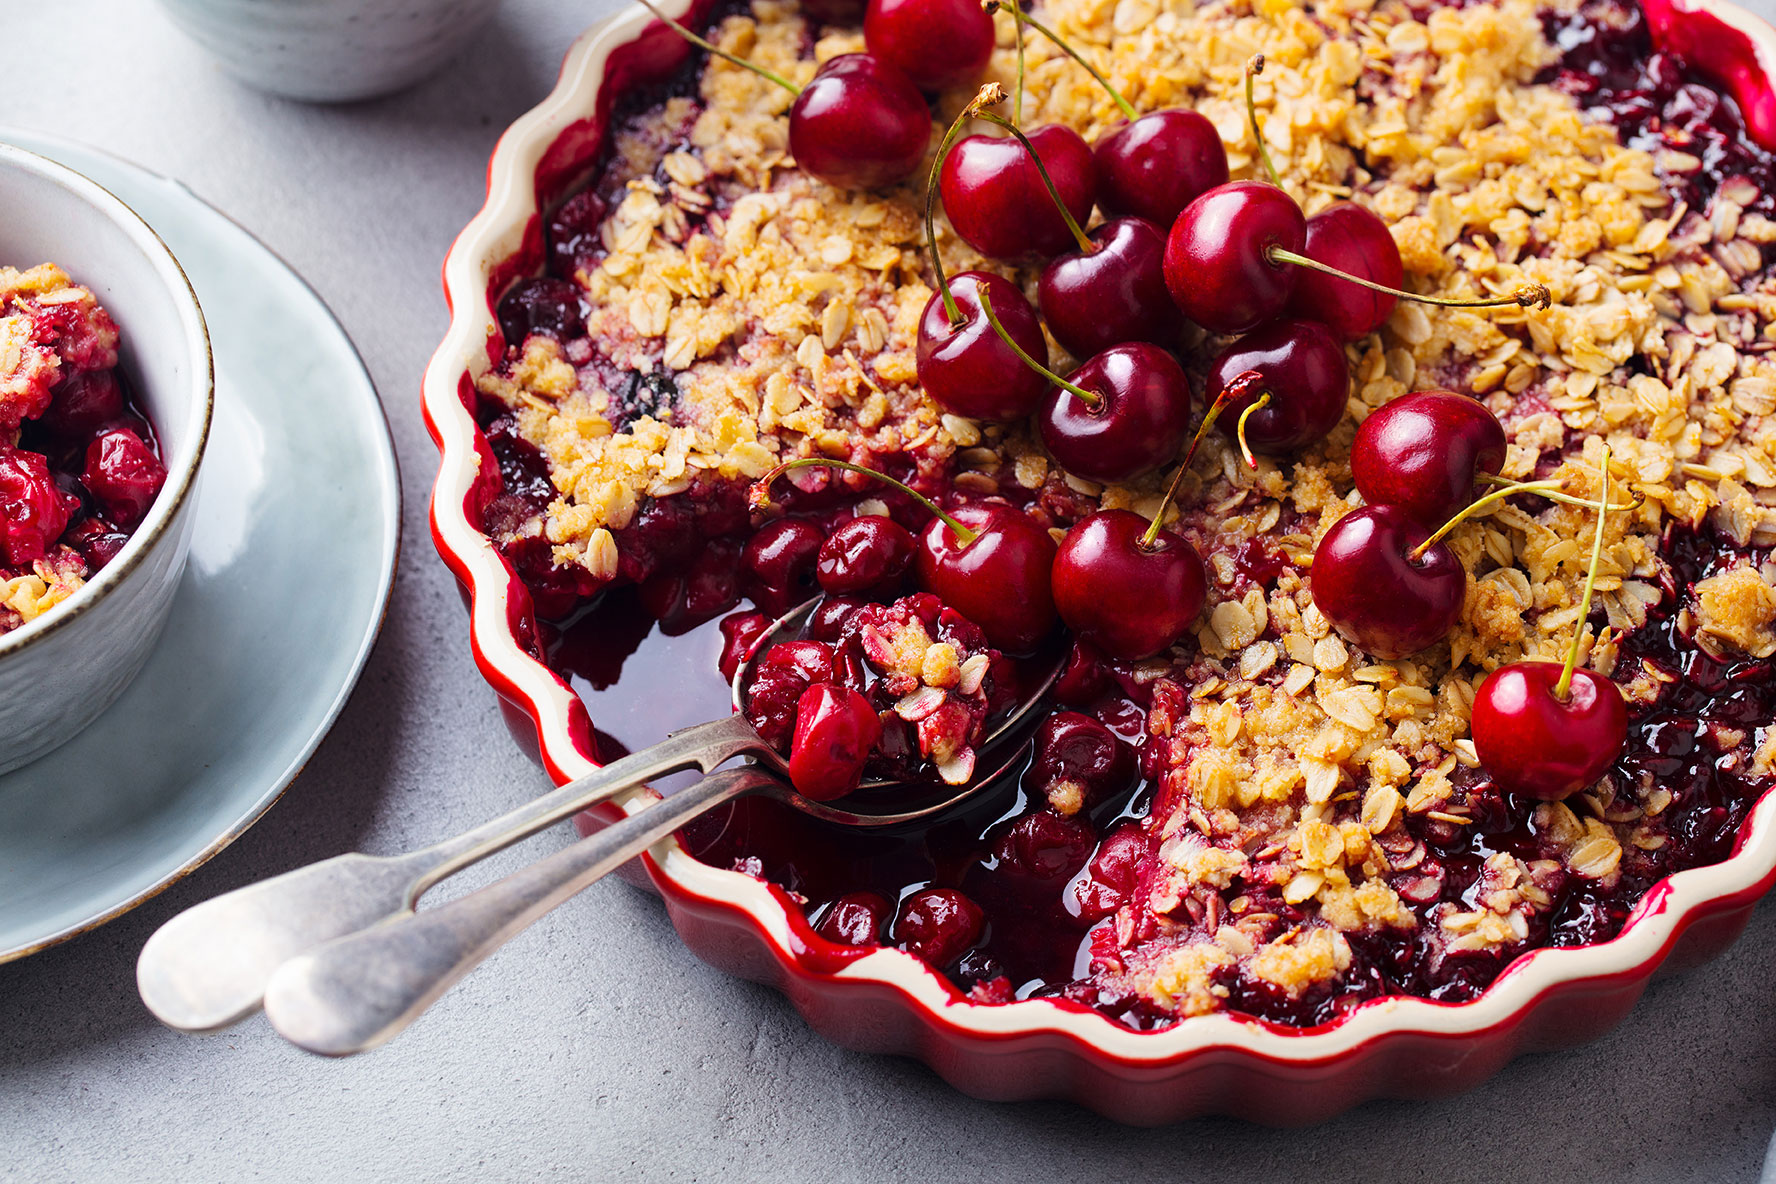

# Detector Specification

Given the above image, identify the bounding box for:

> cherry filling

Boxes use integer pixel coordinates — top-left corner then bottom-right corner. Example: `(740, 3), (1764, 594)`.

(1543, 0), (1776, 226)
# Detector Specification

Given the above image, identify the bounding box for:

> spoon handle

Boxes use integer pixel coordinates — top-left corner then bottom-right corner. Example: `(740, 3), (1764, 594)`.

(137, 713), (764, 1034)
(262, 766), (776, 1056)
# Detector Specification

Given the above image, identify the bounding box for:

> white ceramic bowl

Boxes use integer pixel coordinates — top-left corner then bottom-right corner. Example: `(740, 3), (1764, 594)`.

(154, 0), (506, 103)
(0, 144), (212, 775)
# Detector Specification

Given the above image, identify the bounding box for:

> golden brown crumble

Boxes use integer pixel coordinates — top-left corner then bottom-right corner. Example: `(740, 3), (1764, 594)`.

(479, 0), (1776, 1011)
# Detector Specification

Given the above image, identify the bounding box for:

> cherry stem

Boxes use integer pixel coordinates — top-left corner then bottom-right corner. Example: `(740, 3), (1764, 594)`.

(1245, 56), (1282, 188)
(976, 287), (1100, 405)
(752, 458), (978, 546)
(1556, 446), (1616, 701)
(1140, 388), (1237, 550)
(1266, 247), (1553, 312)
(1012, 2), (1026, 127)
(1410, 479), (1565, 561)
(1235, 392), (1271, 469)
(985, 2), (1139, 122)
(636, 0), (801, 95)
(928, 84), (1008, 327)
(1475, 470), (1641, 512)
(973, 111), (1094, 254)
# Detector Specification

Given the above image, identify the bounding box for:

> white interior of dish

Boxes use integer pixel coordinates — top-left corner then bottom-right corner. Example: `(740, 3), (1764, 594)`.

(423, 0), (1776, 1065)
(0, 144), (211, 656)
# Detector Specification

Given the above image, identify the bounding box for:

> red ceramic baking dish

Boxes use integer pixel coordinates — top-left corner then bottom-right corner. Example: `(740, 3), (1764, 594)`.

(423, 0), (1776, 1124)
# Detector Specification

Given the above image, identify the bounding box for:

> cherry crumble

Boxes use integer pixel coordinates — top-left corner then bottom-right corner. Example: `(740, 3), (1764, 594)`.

(0, 263), (167, 637)
(473, 0), (1776, 1027)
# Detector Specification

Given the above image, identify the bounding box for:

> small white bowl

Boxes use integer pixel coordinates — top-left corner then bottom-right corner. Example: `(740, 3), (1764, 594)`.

(154, 0), (506, 103)
(0, 144), (212, 775)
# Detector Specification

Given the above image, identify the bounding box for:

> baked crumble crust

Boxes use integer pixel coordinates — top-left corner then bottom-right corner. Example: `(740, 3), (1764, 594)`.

(479, 0), (1776, 1016)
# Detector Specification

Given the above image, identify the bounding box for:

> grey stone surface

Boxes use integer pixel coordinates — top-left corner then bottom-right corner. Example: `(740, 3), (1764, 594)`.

(3, 1), (1776, 1179)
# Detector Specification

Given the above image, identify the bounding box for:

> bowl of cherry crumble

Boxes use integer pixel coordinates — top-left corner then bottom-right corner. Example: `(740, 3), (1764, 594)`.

(426, 0), (1776, 1122)
(0, 144), (211, 774)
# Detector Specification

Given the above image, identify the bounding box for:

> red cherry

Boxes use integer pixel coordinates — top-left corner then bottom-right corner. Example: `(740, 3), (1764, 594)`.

(1351, 391), (1507, 528)
(741, 516), (824, 614)
(1311, 504), (1465, 659)
(815, 891), (893, 945)
(1037, 342), (1193, 485)
(991, 810), (1097, 885)
(1051, 509), (1205, 659)
(807, 595), (867, 641)
(1205, 318), (1348, 458)
(1472, 662), (1627, 799)
(81, 428), (165, 530)
(915, 503), (1057, 652)
(0, 447), (80, 567)
(940, 124), (1097, 259)
(1093, 110), (1229, 227)
(788, 682), (883, 800)
(64, 516), (130, 572)
(1163, 180), (1305, 335)
(717, 609), (773, 684)
(1028, 711), (1135, 806)
(1036, 217), (1179, 357)
(640, 537), (743, 635)
(743, 639), (838, 749)
(1285, 201), (1405, 340)
(916, 271), (1049, 422)
(816, 514), (916, 595)
(39, 368), (125, 440)
(893, 887), (985, 966)
(789, 54), (932, 190)
(863, 0), (993, 92)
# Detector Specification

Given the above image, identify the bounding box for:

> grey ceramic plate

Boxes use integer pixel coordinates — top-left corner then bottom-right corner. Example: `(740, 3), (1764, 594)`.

(0, 130), (400, 962)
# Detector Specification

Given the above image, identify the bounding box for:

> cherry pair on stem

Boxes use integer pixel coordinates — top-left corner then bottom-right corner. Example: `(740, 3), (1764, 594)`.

(1315, 394), (1638, 659)
(1164, 57), (1552, 339)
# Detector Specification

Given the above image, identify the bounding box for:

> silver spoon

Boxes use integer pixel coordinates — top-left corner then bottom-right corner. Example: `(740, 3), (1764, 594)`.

(259, 731), (1035, 1057)
(137, 598), (1058, 1034)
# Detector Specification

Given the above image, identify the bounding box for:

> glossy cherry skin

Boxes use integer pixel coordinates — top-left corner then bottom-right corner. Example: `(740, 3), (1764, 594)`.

(816, 514), (917, 594)
(741, 516), (824, 615)
(0, 447), (80, 567)
(788, 54), (931, 191)
(916, 271), (1050, 422)
(815, 890), (893, 945)
(1205, 318), (1348, 457)
(1051, 509), (1206, 659)
(788, 682), (883, 800)
(915, 504), (1057, 653)
(863, 0), (993, 92)
(1028, 710), (1136, 806)
(1285, 201), (1404, 340)
(1311, 505), (1465, 659)
(940, 125), (1097, 259)
(893, 887), (985, 966)
(81, 427), (166, 529)
(1164, 180), (1306, 336)
(1352, 391), (1507, 528)
(717, 609), (773, 684)
(1038, 343), (1193, 485)
(1037, 217), (1179, 357)
(1093, 109), (1229, 227)
(1472, 662), (1628, 799)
